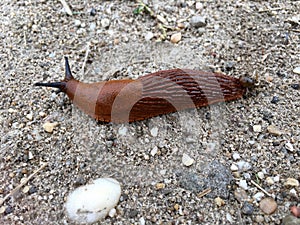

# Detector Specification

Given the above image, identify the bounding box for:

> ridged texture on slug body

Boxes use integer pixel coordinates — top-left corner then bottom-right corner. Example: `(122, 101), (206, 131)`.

(35, 57), (253, 123)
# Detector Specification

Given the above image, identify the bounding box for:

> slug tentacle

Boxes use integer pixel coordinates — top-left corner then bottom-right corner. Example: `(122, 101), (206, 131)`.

(34, 57), (75, 92)
(35, 57), (254, 123)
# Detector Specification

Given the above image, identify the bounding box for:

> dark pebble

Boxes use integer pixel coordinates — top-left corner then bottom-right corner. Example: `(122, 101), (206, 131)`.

(5, 205), (13, 215)
(291, 84), (299, 90)
(29, 186), (38, 194)
(225, 61), (235, 71)
(128, 209), (139, 218)
(90, 8), (96, 16)
(242, 202), (254, 215)
(271, 96), (279, 104)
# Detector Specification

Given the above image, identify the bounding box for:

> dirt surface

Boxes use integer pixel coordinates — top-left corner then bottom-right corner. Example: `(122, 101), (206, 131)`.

(0, 0), (299, 224)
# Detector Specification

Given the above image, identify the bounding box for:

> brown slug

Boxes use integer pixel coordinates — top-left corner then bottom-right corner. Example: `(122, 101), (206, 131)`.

(35, 57), (255, 123)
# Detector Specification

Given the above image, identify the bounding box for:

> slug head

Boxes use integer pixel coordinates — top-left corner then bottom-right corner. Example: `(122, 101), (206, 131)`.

(239, 76), (257, 88)
(35, 57), (74, 92)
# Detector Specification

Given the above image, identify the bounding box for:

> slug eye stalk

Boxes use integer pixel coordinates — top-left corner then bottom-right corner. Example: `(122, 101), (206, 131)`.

(34, 57), (74, 92)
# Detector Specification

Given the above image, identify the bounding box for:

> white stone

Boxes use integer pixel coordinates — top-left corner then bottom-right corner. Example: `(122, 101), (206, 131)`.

(65, 178), (121, 224)
(257, 172), (265, 179)
(285, 142), (294, 152)
(253, 125), (261, 132)
(182, 153), (194, 166)
(74, 19), (81, 27)
(239, 180), (248, 190)
(139, 216), (146, 225)
(253, 192), (264, 201)
(237, 161), (252, 171)
(293, 66), (300, 75)
(101, 18), (110, 28)
(118, 126), (127, 136)
(273, 175), (280, 182)
(43, 122), (58, 133)
(150, 127), (158, 137)
(108, 208), (116, 218)
(150, 146), (158, 156)
(266, 177), (274, 185)
(230, 164), (238, 172)
(145, 32), (154, 41)
(232, 152), (240, 160)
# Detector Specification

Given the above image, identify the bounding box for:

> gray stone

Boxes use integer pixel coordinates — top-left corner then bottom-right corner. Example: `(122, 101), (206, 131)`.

(190, 16), (206, 28)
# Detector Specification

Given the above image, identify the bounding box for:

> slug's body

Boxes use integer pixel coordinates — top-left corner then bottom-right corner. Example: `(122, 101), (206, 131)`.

(35, 57), (254, 123)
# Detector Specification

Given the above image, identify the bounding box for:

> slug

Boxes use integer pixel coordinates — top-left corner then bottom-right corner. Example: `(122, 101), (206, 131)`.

(35, 57), (255, 123)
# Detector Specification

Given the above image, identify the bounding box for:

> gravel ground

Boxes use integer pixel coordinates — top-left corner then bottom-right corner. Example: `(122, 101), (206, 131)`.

(0, 0), (299, 224)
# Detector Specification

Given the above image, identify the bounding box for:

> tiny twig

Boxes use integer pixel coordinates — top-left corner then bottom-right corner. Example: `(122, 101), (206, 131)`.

(290, 29), (300, 33)
(0, 163), (48, 206)
(250, 180), (272, 197)
(197, 188), (211, 198)
(59, 0), (73, 16)
(81, 42), (90, 78)
(258, 7), (285, 13)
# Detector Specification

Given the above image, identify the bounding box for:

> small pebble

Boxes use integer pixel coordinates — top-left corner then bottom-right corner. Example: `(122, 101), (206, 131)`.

(232, 152), (240, 160)
(29, 186), (38, 194)
(253, 192), (264, 202)
(273, 175), (280, 182)
(253, 125), (261, 132)
(150, 146), (158, 156)
(271, 96), (279, 104)
(118, 126), (127, 136)
(43, 122), (58, 133)
(150, 127), (158, 137)
(285, 142), (294, 152)
(182, 153), (194, 166)
(284, 178), (299, 187)
(89, 22), (96, 31)
(290, 206), (300, 218)
(74, 19), (81, 27)
(156, 15), (167, 24)
(65, 178), (121, 224)
(293, 67), (300, 75)
(267, 125), (283, 136)
(236, 161), (252, 172)
(291, 84), (300, 90)
(170, 32), (182, 43)
(239, 180), (248, 190)
(145, 32), (154, 41)
(174, 203), (179, 211)
(282, 215), (300, 225)
(257, 172), (265, 179)
(226, 213), (233, 223)
(139, 217), (146, 225)
(28, 151), (34, 160)
(259, 198), (277, 214)
(108, 208), (116, 218)
(234, 188), (248, 203)
(0, 206), (5, 214)
(101, 18), (110, 28)
(156, 183), (165, 189)
(255, 215), (264, 223)
(242, 202), (254, 215)
(214, 197), (225, 207)
(195, 2), (203, 10)
(26, 113), (33, 120)
(22, 185), (30, 193)
(230, 164), (238, 172)
(266, 177), (275, 185)
(90, 8), (96, 16)
(5, 205), (13, 214)
(190, 15), (206, 28)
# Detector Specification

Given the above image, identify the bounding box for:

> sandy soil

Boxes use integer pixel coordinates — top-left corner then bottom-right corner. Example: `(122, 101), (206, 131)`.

(0, 0), (299, 224)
